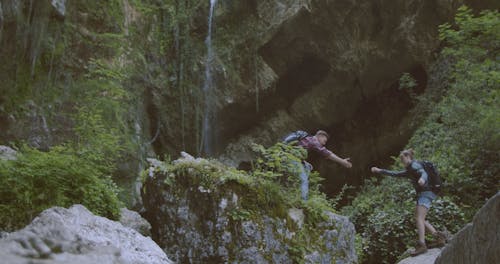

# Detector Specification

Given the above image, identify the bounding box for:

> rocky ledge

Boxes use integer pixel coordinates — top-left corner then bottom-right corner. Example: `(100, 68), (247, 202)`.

(0, 204), (172, 264)
(435, 192), (499, 264)
(142, 153), (357, 264)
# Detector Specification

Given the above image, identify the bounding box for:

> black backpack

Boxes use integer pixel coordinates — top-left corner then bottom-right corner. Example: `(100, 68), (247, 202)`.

(283, 130), (309, 144)
(420, 160), (443, 194)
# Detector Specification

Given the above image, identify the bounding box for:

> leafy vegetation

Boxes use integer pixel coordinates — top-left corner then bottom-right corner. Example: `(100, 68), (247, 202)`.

(0, 2), (496, 262)
(342, 6), (499, 264)
(399, 72), (418, 91)
(429, 6), (499, 214)
(0, 146), (122, 231)
(0, 0), (143, 229)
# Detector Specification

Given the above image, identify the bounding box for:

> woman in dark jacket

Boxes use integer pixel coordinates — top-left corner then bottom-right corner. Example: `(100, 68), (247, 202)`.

(371, 149), (446, 256)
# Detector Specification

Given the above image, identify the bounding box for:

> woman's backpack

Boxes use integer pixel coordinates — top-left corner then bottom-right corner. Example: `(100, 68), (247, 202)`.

(421, 161), (443, 194)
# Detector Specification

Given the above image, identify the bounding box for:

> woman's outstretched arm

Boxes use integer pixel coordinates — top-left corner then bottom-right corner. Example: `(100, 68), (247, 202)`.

(371, 167), (408, 177)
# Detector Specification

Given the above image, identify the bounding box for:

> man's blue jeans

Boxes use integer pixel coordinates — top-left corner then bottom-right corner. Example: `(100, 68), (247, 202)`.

(292, 161), (312, 200)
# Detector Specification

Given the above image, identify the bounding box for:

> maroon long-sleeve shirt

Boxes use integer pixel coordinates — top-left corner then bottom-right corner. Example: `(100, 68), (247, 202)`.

(298, 136), (333, 158)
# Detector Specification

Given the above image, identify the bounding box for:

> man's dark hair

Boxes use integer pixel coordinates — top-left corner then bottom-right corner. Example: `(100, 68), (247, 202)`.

(315, 130), (330, 139)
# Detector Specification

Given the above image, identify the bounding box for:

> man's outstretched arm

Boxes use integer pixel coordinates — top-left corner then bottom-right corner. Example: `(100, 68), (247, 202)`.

(328, 152), (352, 168)
(310, 141), (352, 168)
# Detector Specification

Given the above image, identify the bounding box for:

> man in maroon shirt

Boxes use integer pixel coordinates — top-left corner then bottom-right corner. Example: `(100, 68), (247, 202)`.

(293, 130), (352, 200)
(298, 130), (352, 168)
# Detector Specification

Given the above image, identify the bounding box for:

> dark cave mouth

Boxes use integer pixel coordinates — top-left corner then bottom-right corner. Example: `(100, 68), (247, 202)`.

(405, 64), (428, 95)
(275, 54), (331, 103)
(317, 64), (430, 205)
(217, 53), (330, 146)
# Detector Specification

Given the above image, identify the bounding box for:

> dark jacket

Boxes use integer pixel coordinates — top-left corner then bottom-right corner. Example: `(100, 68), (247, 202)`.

(379, 160), (431, 193)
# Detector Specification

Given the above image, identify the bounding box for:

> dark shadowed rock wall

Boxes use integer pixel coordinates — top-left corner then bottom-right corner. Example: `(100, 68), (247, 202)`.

(213, 0), (466, 194)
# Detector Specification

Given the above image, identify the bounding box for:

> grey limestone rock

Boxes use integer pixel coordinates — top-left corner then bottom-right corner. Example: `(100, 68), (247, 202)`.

(0, 145), (17, 160)
(142, 157), (358, 263)
(397, 248), (442, 264)
(435, 192), (500, 264)
(119, 207), (152, 237)
(0, 204), (172, 264)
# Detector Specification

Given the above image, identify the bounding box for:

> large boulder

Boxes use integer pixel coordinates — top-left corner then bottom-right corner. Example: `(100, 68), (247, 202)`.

(0, 204), (172, 264)
(435, 192), (500, 264)
(142, 155), (357, 263)
(397, 248), (441, 264)
(119, 207), (152, 237)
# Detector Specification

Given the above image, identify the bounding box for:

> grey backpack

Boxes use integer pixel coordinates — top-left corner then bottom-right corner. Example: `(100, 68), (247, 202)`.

(283, 130), (309, 144)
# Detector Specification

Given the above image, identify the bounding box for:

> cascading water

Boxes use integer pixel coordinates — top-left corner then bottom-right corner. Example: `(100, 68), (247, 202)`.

(200, 0), (217, 156)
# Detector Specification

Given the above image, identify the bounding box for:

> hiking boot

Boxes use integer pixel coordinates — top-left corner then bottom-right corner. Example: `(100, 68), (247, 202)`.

(410, 241), (428, 257)
(427, 231), (448, 248)
(432, 231), (447, 247)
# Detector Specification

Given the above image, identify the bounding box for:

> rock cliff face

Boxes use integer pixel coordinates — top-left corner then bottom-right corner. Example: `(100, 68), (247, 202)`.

(0, 204), (172, 264)
(216, 0), (499, 195)
(0, 0), (153, 207)
(142, 155), (357, 263)
(1, 0), (497, 203)
(139, 0), (470, 163)
(0, 0), (69, 150)
(435, 192), (500, 264)
(210, 0), (477, 191)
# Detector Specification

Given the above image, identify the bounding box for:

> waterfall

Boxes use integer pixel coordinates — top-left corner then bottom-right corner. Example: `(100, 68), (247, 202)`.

(133, 117), (145, 208)
(200, 0), (217, 156)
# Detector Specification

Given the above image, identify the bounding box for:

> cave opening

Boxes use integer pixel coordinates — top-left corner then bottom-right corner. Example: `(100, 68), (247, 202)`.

(407, 64), (428, 95)
(312, 65), (429, 208)
(218, 54), (330, 145)
(274, 54), (330, 109)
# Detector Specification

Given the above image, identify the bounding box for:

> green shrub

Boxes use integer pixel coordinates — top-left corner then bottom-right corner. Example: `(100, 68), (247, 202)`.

(250, 142), (335, 222)
(414, 6), (499, 216)
(399, 73), (418, 91)
(0, 146), (122, 231)
(251, 142), (306, 185)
